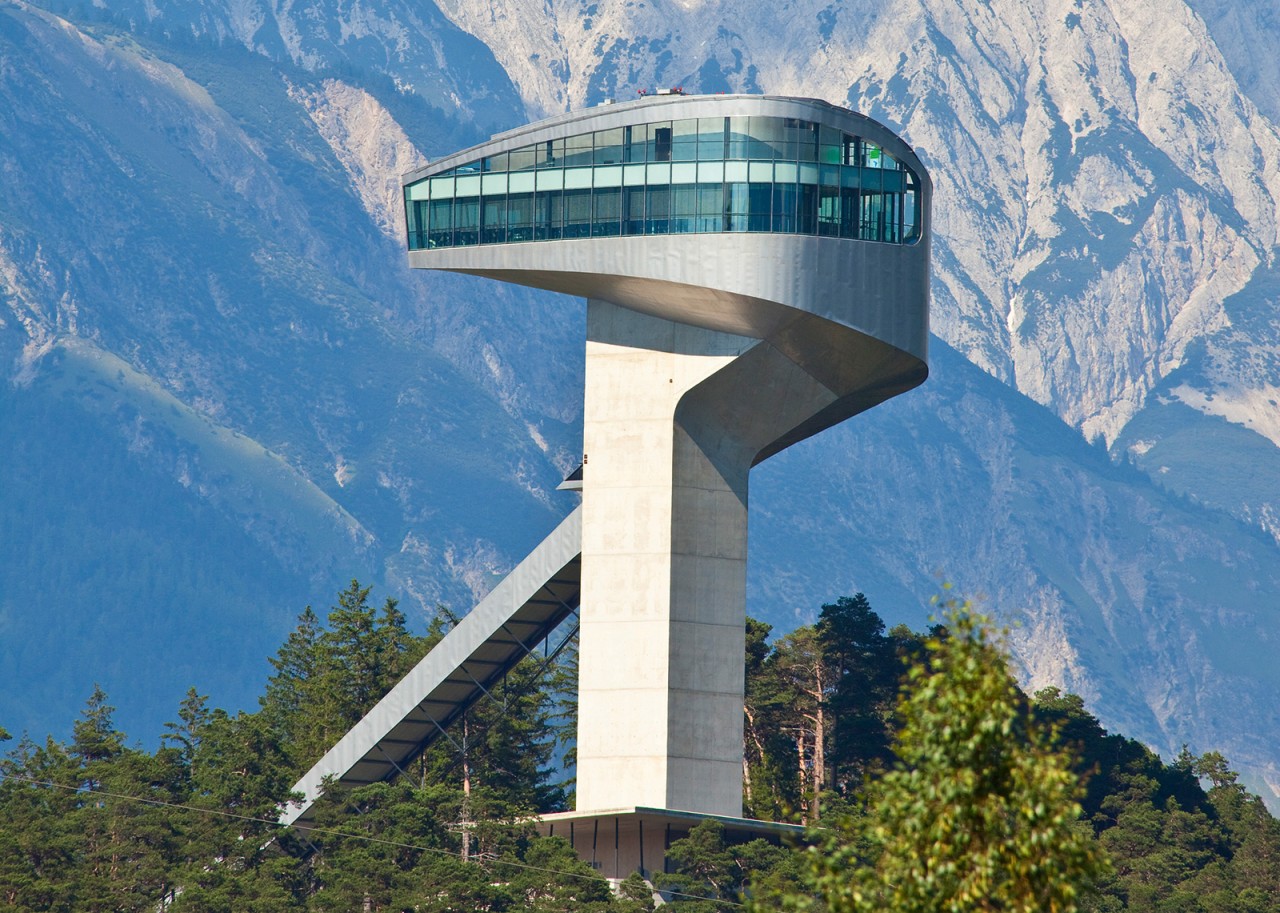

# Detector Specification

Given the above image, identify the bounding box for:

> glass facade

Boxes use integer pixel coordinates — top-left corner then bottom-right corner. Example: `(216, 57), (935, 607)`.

(405, 114), (923, 250)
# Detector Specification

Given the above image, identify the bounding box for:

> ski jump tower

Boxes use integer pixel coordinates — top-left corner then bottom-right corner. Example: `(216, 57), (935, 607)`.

(284, 94), (930, 877)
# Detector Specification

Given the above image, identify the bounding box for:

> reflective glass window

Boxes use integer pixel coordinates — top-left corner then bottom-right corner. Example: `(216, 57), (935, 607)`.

(671, 119), (699, 162)
(430, 176), (455, 198)
(536, 190), (562, 240)
(564, 134), (594, 169)
(623, 125), (645, 163)
(819, 125), (843, 165)
(592, 186), (621, 236)
(697, 117), (726, 160)
(454, 197), (480, 246)
(696, 182), (725, 232)
(563, 188), (592, 238)
(623, 185), (646, 235)
(646, 185), (670, 234)
(482, 197), (506, 244)
(787, 119), (818, 162)
(747, 116), (786, 160)
(538, 138), (563, 168)
(594, 128), (624, 165)
(670, 183), (697, 233)
(594, 165), (623, 188)
(797, 183), (818, 234)
(648, 123), (672, 162)
(509, 146), (537, 171)
(772, 183), (797, 233)
(536, 169), (564, 191)
(747, 183), (772, 231)
(428, 198), (453, 247)
(671, 162), (698, 184)
(727, 182), (751, 232)
(409, 115), (923, 248)
(727, 116), (752, 159)
(507, 193), (534, 242)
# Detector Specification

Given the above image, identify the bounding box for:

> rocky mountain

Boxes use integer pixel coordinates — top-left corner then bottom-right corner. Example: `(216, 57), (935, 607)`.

(2, 0), (1278, 805)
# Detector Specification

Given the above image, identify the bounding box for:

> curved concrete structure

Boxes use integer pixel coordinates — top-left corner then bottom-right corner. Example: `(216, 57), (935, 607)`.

(404, 94), (930, 819)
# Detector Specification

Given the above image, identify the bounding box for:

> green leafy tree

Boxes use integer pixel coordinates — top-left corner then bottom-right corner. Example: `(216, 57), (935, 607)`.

(772, 594), (1109, 913)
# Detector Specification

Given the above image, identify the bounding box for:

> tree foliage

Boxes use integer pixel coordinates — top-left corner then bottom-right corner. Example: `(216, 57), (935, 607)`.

(2, 583), (1278, 912)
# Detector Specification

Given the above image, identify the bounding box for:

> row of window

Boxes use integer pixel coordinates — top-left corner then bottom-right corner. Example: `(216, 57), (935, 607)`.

(406, 179), (917, 249)
(424, 115), (902, 176)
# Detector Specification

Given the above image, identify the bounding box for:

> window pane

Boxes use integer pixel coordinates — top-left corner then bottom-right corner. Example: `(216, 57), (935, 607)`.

(564, 133), (594, 168)
(772, 183), (797, 233)
(407, 179), (431, 202)
(648, 122), (672, 162)
(538, 138), (564, 168)
(508, 171), (535, 193)
(563, 188), (592, 238)
(671, 118), (698, 161)
(593, 165), (623, 188)
(592, 186), (621, 235)
(536, 170), (564, 191)
(623, 185), (646, 235)
(797, 183), (818, 234)
(508, 146), (537, 171)
(507, 193), (534, 241)
(482, 196), (506, 244)
(696, 182), (725, 232)
(747, 116), (786, 159)
(748, 183), (772, 231)
(594, 128), (624, 164)
(536, 189), (562, 240)
(727, 182), (750, 232)
(564, 167), (593, 189)
(697, 116), (726, 160)
(454, 197), (479, 245)
(481, 173), (508, 195)
(671, 162), (698, 184)
(485, 152), (509, 173)
(671, 183), (697, 233)
(623, 125), (645, 163)
(430, 176), (455, 198)
(727, 116), (752, 159)
(646, 185), (670, 234)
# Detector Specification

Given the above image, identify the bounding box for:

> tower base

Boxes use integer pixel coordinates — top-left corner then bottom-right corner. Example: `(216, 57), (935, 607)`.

(535, 807), (804, 883)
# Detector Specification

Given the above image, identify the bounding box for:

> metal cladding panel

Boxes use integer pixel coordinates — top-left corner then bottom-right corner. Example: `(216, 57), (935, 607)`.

(409, 232), (928, 363)
(282, 508), (583, 830)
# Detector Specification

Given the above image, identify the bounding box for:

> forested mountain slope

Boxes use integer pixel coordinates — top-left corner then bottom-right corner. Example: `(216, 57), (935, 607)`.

(2, 0), (1278, 807)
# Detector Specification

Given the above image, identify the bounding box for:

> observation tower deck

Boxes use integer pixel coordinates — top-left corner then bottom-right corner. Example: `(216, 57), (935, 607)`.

(286, 93), (930, 878)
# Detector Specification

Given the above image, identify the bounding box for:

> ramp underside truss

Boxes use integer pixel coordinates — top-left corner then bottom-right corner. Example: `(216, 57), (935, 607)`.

(283, 507), (583, 830)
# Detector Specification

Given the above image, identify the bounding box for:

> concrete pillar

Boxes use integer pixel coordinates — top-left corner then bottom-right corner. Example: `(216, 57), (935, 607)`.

(575, 301), (758, 816)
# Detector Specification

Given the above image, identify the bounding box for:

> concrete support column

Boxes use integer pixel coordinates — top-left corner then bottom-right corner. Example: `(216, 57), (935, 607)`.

(575, 301), (757, 816)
